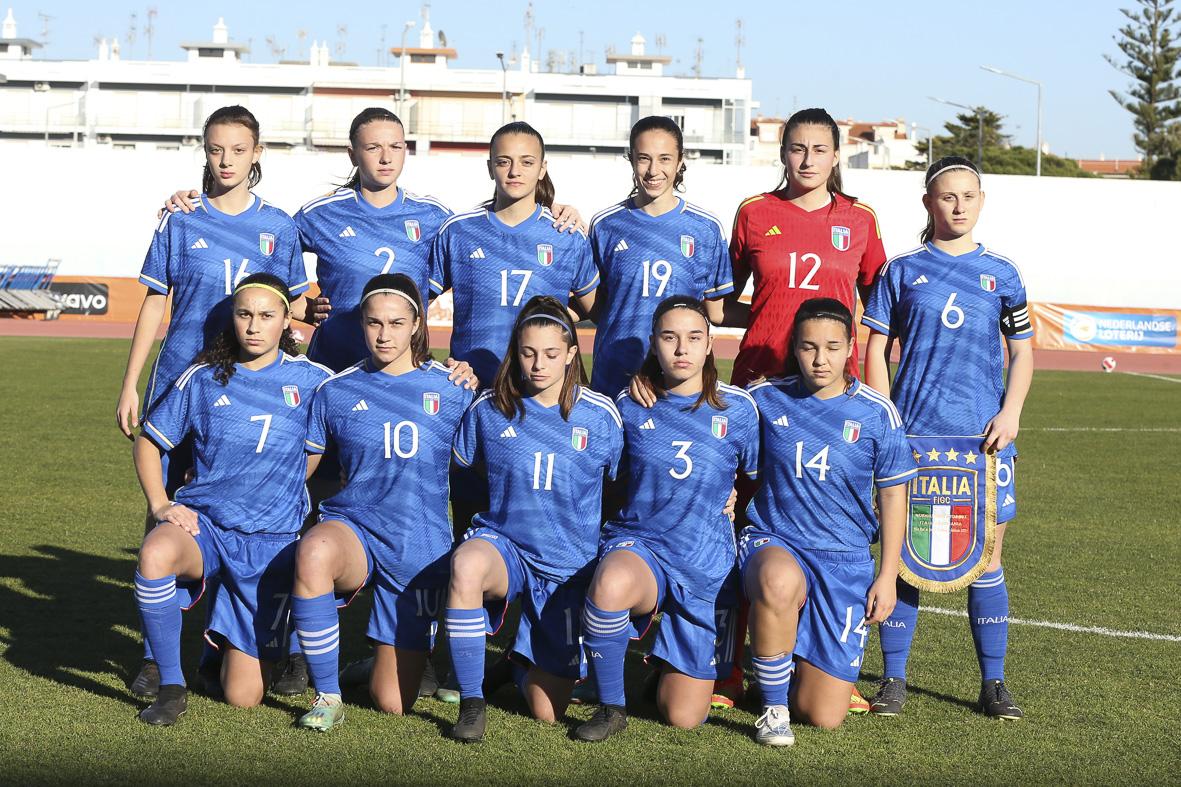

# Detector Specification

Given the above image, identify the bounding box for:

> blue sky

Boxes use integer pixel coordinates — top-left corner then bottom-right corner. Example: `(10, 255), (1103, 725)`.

(14, 1), (1147, 160)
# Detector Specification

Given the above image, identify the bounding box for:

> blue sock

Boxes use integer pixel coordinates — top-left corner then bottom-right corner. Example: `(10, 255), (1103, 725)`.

(880, 577), (919, 680)
(968, 568), (1009, 682)
(135, 572), (184, 686)
(445, 607), (488, 699)
(293, 592), (340, 695)
(139, 616), (155, 660)
(581, 600), (631, 707)
(752, 652), (794, 707)
(513, 664), (529, 696)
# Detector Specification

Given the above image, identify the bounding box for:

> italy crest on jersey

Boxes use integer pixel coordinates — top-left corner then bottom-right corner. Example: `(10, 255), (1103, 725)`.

(980, 274), (997, 292)
(423, 392), (440, 415)
(405, 220), (422, 242)
(260, 233), (276, 256)
(537, 244), (554, 266)
(842, 420), (861, 443)
(680, 235), (695, 257)
(832, 226), (851, 251)
(282, 385), (300, 407)
(711, 415), (728, 439)
(571, 426), (588, 451)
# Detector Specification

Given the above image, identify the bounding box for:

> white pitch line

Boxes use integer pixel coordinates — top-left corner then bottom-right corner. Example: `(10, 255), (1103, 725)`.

(1026, 427), (1181, 432)
(1121, 371), (1181, 384)
(919, 605), (1181, 642)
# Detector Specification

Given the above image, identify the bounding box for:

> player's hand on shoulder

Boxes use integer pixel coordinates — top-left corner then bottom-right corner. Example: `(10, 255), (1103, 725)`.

(309, 295), (331, 326)
(627, 375), (657, 408)
(444, 357), (480, 390)
(116, 387), (141, 440)
(982, 408), (1020, 454)
(864, 572), (897, 626)
(551, 203), (588, 235)
(156, 189), (200, 219)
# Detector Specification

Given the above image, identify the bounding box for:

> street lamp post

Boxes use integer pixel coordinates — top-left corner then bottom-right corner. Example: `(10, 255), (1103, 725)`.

(981, 65), (1042, 176)
(496, 51), (508, 125)
(398, 21), (415, 120)
(912, 122), (933, 166)
(929, 96), (983, 171)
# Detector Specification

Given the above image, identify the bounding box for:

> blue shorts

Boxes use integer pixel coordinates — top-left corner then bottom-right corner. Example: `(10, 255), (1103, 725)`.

(183, 515), (298, 662)
(333, 516), (444, 651)
(997, 454), (1017, 524)
(738, 529), (874, 683)
(600, 537), (737, 681)
(466, 527), (588, 681)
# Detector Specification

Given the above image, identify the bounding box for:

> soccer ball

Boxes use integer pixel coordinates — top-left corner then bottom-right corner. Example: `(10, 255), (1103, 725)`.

(1101, 356), (1116, 373)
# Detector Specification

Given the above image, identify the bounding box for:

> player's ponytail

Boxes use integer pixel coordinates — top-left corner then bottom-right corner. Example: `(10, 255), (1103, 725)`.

(485, 122), (555, 209)
(626, 116), (687, 198)
(359, 273), (432, 368)
(633, 295), (728, 412)
(493, 295), (586, 422)
(920, 155), (982, 244)
(342, 108), (405, 191)
(785, 297), (857, 392)
(201, 105), (263, 195)
(195, 273), (297, 386)
(775, 108), (857, 208)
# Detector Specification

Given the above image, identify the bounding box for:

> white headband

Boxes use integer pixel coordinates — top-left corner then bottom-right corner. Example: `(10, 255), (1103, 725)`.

(925, 163), (981, 188)
(361, 288), (419, 313)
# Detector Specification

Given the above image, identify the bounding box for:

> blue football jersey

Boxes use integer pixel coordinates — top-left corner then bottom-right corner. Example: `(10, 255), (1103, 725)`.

(428, 205), (600, 384)
(296, 187), (452, 371)
(143, 353), (332, 535)
(862, 243), (1033, 452)
(452, 386), (624, 582)
(606, 383), (759, 598)
(746, 377), (917, 552)
(588, 199), (734, 395)
(138, 194), (310, 415)
(306, 359), (475, 585)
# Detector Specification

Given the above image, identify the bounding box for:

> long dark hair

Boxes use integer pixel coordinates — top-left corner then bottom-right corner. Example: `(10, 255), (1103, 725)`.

(359, 272), (432, 367)
(775, 107), (856, 205)
(626, 115), (686, 198)
(492, 295), (586, 422)
(194, 272), (297, 385)
(920, 155), (982, 244)
(342, 107), (405, 190)
(632, 295), (727, 412)
(781, 297), (857, 391)
(201, 105), (262, 194)
(486, 122), (556, 209)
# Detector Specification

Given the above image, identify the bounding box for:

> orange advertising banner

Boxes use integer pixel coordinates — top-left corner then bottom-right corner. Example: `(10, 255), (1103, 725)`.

(1029, 302), (1181, 355)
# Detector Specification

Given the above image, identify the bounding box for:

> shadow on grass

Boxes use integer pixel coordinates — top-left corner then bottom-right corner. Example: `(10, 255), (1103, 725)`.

(856, 670), (977, 711)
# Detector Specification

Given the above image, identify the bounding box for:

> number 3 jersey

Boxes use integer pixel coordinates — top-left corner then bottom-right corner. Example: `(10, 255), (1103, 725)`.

(452, 386), (624, 582)
(143, 353), (332, 535)
(305, 360), (475, 586)
(295, 187), (452, 371)
(138, 194), (310, 415)
(861, 243), (1034, 448)
(606, 384), (760, 599)
(746, 377), (916, 553)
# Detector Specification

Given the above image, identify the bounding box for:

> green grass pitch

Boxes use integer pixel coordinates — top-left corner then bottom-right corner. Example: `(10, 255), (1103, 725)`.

(0, 336), (1178, 785)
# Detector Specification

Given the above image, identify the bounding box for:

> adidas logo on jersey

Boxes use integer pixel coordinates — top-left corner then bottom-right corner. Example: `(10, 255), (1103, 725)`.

(469, 248), (486, 259)
(338, 226), (356, 238)
(189, 238), (209, 249)
(773, 415), (789, 427)
(614, 239), (629, 252)
(639, 418), (655, 430)
(500, 426), (518, 438)
(765, 225), (782, 236)
(214, 395), (231, 407)
(912, 275), (930, 285)
(352, 400), (369, 411)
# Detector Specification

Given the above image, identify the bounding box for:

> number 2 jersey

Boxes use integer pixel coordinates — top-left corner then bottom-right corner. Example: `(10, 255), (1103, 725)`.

(606, 384), (760, 598)
(729, 191), (886, 386)
(861, 243), (1034, 452)
(138, 194), (310, 414)
(295, 187), (452, 371)
(143, 353), (332, 534)
(452, 386), (624, 582)
(746, 377), (916, 553)
(587, 198), (734, 395)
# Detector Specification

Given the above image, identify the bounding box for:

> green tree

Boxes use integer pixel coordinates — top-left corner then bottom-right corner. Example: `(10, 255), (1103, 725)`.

(1106, 0), (1181, 178)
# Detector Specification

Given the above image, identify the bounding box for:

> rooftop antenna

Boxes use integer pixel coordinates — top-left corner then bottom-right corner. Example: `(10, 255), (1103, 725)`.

(438, 30), (447, 46)
(335, 24), (347, 60)
(537, 27), (545, 68)
(145, 7), (157, 60)
(126, 12), (135, 59)
(247, 37), (252, 62)
(692, 37), (704, 78)
(297, 29), (308, 62)
(735, 19), (743, 68)
(524, 1), (534, 53)
(655, 33), (666, 53)
(266, 35), (287, 62)
(38, 11), (54, 57)
(379, 24), (387, 65)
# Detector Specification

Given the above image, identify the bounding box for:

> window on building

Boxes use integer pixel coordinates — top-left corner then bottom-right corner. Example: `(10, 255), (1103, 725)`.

(410, 54), (436, 63)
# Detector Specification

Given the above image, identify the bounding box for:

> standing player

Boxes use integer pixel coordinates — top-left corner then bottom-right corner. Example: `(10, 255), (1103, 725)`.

(132, 273), (331, 725)
(586, 116), (733, 396)
(445, 296), (623, 742)
(292, 273), (474, 731)
(862, 156), (1033, 720)
(575, 296), (758, 742)
(116, 105), (313, 700)
(740, 297), (914, 745)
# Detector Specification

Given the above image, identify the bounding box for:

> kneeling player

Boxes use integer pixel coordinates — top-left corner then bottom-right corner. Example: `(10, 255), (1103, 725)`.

(740, 298), (914, 745)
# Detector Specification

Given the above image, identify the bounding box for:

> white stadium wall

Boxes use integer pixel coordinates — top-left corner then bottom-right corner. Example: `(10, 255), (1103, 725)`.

(4, 146), (1180, 311)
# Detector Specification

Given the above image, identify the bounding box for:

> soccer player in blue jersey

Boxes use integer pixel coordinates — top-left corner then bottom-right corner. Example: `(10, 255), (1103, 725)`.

(116, 106), (314, 700)
(586, 118), (734, 395)
(862, 156), (1034, 721)
(131, 273), (332, 725)
(740, 298), (915, 746)
(290, 273), (475, 731)
(574, 296), (758, 742)
(445, 296), (624, 742)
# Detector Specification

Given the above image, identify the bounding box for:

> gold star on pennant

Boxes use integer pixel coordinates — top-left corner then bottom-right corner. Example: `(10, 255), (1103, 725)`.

(964, 450), (979, 464)
(926, 448), (941, 462)
(945, 447), (960, 462)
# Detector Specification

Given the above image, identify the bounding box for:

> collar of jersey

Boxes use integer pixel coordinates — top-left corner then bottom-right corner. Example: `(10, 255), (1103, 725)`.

(485, 204), (545, 235)
(362, 357), (421, 380)
(922, 241), (986, 262)
(356, 186), (405, 215)
(772, 189), (835, 217)
(233, 352), (286, 376)
(793, 376), (858, 404)
(199, 193), (259, 223)
(625, 197), (685, 223)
